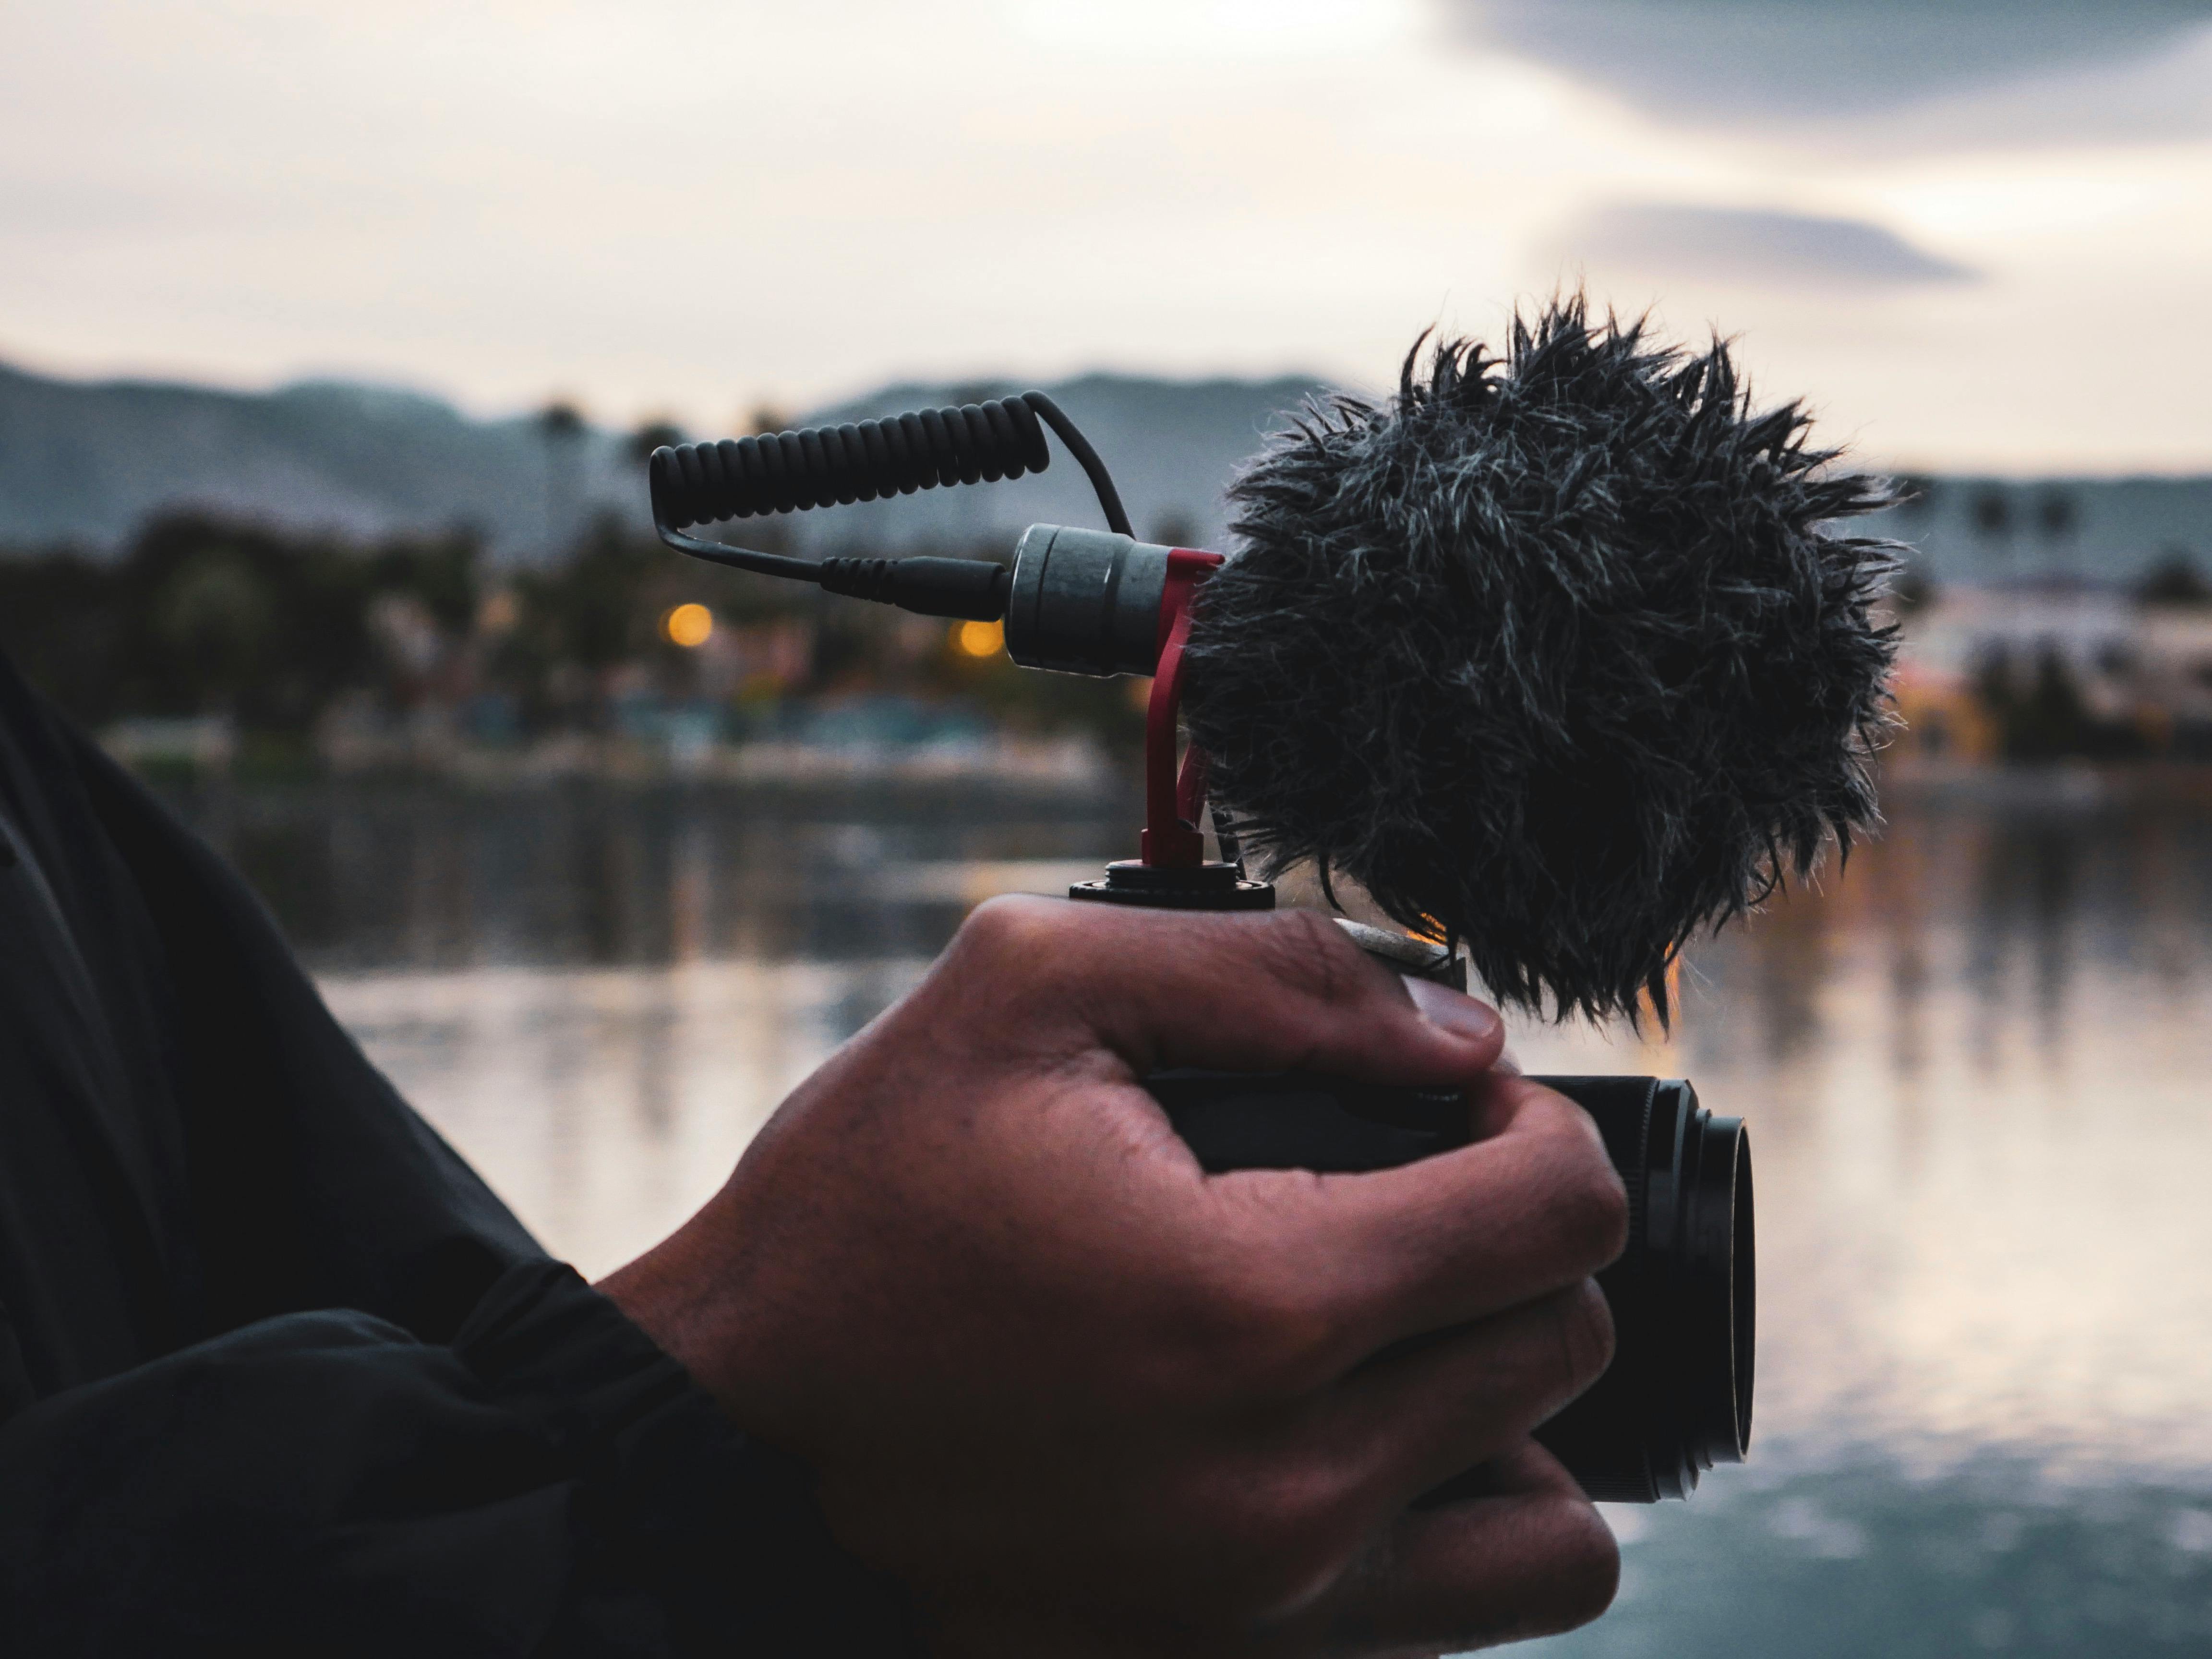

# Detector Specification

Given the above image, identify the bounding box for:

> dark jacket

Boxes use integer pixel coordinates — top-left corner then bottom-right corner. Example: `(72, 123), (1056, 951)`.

(0, 654), (910, 1656)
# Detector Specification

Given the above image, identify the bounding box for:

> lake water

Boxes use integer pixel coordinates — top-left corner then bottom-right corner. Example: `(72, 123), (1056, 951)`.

(179, 772), (2212, 1656)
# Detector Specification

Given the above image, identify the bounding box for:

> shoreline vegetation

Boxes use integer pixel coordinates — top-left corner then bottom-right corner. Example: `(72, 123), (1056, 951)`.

(0, 509), (1145, 788)
(9, 508), (2212, 798)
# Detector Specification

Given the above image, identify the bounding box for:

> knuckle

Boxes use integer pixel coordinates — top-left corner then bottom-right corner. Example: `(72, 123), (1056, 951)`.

(1520, 1502), (1622, 1636)
(1240, 1307), (1346, 1401)
(1189, 1260), (1346, 1402)
(1252, 908), (1370, 1010)
(1566, 1160), (1632, 1268)
(1187, 1456), (1365, 1622)
(1531, 1113), (1630, 1269)
(955, 892), (1058, 956)
(947, 894), (1067, 987)
(1551, 1279), (1617, 1393)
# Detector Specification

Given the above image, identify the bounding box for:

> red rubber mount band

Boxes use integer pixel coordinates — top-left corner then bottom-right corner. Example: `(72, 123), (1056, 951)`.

(1141, 549), (1224, 867)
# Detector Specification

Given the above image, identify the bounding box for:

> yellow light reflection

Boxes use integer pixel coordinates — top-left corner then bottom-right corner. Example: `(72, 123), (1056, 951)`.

(663, 603), (714, 648)
(955, 618), (1004, 658)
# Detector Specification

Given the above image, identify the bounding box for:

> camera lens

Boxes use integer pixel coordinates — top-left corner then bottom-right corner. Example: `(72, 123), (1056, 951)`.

(1528, 1076), (1754, 1502)
(1149, 1065), (1754, 1504)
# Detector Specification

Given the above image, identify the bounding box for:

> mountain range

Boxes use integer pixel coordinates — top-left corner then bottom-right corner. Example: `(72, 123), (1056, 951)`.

(0, 359), (1323, 563)
(0, 355), (2204, 583)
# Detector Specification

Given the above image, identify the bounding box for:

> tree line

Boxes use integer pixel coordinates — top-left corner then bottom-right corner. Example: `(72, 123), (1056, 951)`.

(0, 509), (1140, 771)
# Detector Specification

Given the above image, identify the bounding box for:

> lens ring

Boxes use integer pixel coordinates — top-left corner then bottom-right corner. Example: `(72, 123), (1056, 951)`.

(1733, 1128), (1756, 1454)
(1529, 1076), (1755, 1499)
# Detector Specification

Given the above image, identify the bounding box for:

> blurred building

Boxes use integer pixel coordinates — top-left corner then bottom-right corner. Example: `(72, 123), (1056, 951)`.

(1893, 583), (2212, 762)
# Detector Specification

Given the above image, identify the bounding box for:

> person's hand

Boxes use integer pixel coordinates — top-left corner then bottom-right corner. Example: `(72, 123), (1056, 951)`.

(600, 899), (1628, 1657)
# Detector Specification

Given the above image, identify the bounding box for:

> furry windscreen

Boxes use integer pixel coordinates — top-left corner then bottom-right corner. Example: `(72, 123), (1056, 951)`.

(1181, 297), (1899, 1023)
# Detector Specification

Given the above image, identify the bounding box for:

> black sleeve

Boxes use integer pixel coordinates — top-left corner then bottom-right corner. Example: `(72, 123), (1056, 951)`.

(0, 1261), (916, 1657)
(55, 716), (549, 1343)
(0, 692), (917, 1654)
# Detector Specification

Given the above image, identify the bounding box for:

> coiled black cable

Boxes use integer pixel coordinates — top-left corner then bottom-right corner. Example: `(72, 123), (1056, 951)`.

(646, 389), (1131, 622)
(653, 396), (1049, 527)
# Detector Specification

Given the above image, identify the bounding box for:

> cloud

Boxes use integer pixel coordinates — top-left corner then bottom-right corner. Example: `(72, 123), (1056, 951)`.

(1453, 0), (2212, 144)
(1561, 204), (1981, 289)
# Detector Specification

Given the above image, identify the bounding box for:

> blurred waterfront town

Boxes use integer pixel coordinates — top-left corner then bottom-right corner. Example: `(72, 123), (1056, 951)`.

(1, 498), (1142, 791)
(3, 367), (2210, 790)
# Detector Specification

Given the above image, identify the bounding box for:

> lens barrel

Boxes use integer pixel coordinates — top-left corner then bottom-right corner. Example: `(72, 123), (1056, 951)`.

(1527, 1076), (1753, 1501)
(1149, 1068), (1754, 1503)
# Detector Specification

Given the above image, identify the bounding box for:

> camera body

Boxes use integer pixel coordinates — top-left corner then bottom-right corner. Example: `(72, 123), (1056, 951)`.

(1149, 1059), (1751, 1503)
(648, 361), (1796, 1505)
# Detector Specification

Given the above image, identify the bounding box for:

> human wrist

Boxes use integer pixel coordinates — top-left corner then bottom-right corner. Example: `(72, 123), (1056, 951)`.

(594, 1190), (757, 1417)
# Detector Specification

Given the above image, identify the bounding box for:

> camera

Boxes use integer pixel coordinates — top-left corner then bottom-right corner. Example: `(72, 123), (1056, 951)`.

(649, 469), (1760, 1505)
(646, 311), (1884, 1505)
(1126, 913), (1754, 1504)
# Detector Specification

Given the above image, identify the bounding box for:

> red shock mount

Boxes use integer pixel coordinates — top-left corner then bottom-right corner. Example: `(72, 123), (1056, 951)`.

(1143, 549), (1219, 867)
(1070, 549), (1274, 911)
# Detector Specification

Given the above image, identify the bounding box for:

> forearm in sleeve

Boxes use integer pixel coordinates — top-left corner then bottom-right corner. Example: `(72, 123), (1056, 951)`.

(0, 1262), (915, 1659)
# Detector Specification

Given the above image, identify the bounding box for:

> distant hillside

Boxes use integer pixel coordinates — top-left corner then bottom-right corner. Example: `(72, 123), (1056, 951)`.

(0, 354), (2204, 579)
(0, 363), (640, 561)
(0, 359), (1324, 563)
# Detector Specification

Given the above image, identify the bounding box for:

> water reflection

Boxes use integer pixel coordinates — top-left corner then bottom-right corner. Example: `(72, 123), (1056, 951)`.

(172, 774), (2212, 1656)
(1560, 1457), (2212, 1657)
(182, 779), (1130, 974)
(325, 958), (935, 1282)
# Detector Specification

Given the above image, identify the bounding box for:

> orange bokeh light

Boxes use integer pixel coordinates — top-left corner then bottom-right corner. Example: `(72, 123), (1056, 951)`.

(955, 618), (1005, 658)
(663, 603), (714, 648)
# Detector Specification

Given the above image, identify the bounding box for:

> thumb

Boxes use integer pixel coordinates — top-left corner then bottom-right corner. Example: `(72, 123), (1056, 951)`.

(931, 897), (1503, 1088)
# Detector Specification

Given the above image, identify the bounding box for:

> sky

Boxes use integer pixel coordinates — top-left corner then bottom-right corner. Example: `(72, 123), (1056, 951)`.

(3, 0), (2210, 474)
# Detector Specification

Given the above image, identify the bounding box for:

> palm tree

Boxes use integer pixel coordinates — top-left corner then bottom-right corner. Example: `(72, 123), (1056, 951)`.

(1971, 486), (2014, 588)
(537, 400), (588, 558)
(2036, 488), (2079, 579)
(629, 419), (685, 464)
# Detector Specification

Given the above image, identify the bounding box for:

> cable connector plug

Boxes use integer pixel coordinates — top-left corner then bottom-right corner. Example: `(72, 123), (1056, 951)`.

(816, 555), (1010, 622)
